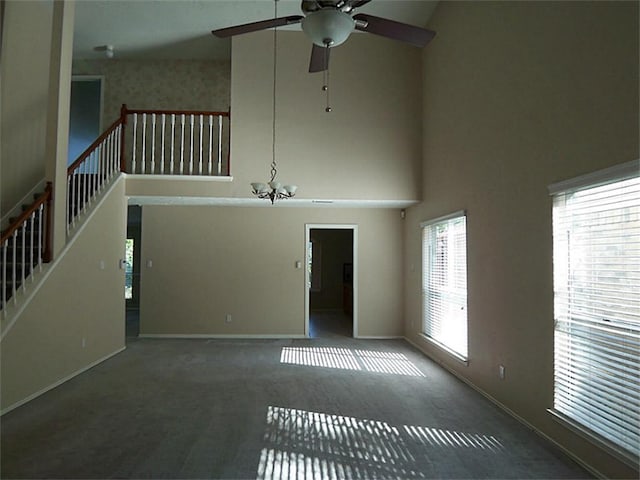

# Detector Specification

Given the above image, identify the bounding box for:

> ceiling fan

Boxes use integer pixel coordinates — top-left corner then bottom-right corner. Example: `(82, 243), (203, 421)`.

(212, 0), (436, 73)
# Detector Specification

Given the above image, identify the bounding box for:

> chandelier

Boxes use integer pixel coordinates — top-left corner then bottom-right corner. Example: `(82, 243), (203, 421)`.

(251, 0), (297, 204)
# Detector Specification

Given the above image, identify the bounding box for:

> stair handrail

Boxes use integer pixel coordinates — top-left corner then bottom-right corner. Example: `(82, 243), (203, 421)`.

(67, 117), (125, 176)
(66, 115), (124, 232)
(1, 182), (53, 262)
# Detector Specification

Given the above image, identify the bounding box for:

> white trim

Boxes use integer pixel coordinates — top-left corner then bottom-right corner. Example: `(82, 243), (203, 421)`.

(404, 336), (605, 479)
(1, 179), (47, 228)
(418, 333), (469, 365)
(124, 173), (234, 182)
(420, 209), (466, 228)
(548, 159), (639, 195)
(1, 176), (125, 337)
(548, 409), (638, 469)
(305, 224), (358, 339)
(356, 336), (403, 340)
(138, 334), (307, 339)
(0, 346), (126, 416)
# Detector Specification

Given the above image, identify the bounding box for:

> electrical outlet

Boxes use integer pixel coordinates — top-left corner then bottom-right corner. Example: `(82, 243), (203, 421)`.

(499, 364), (505, 380)
(225, 314), (232, 323)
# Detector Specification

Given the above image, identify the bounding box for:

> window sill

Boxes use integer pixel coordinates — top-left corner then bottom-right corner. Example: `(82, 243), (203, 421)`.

(418, 333), (469, 365)
(547, 408), (638, 468)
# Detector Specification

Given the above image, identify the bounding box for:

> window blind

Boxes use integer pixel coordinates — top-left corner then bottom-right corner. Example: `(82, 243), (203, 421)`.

(552, 173), (640, 460)
(422, 214), (468, 359)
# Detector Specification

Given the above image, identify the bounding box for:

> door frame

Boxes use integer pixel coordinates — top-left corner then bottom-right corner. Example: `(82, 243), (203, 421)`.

(304, 224), (358, 338)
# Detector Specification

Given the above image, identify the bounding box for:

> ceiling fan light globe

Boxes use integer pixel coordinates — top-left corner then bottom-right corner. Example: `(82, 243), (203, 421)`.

(302, 9), (355, 47)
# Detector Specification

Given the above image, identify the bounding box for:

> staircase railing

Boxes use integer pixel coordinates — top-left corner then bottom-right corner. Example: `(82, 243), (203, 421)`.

(67, 117), (124, 232)
(1, 183), (52, 312)
(2, 104), (231, 312)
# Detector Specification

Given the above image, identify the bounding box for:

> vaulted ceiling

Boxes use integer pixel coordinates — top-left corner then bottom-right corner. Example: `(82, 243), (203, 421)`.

(73, 0), (438, 60)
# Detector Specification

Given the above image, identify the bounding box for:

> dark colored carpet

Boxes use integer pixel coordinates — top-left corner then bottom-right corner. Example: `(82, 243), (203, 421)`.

(1, 323), (590, 479)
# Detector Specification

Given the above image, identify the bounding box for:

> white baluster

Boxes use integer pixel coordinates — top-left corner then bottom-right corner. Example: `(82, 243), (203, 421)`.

(83, 156), (89, 212)
(109, 131), (114, 180)
(2, 239), (6, 313)
(29, 211), (34, 282)
(67, 175), (72, 233)
(132, 113), (138, 173)
(38, 204), (43, 271)
(11, 231), (17, 304)
(199, 114), (204, 175)
(180, 114), (185, 174)
(141, 113), (147, 174)
(208, 115), (213, 175)
(170, 114), (176, 174)
(20, 223), (25, 292)
(93, 145), (99, 195)
(100, 136), (107, 189)
(161, 113), (166, 174)
(115, 129), (119, 176)
(151, 113), (156, 173)
(218, 114), (223, 175)
(189, 114), (194, 175)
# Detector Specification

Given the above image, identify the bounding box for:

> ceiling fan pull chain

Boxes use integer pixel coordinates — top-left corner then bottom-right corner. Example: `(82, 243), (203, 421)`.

(323, 44), (332, 113)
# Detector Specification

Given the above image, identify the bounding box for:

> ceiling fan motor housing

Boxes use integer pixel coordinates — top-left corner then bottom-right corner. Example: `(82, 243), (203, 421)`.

(302, 8), (355, 47)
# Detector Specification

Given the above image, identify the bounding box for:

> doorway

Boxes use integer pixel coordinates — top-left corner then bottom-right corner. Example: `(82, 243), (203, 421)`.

(125, 206), (141, 337)
(305, 224), (357, 338)
(68, 76), (103, 165)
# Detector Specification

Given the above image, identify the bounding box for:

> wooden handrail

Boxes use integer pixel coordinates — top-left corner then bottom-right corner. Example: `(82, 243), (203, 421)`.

(67, 117), (124, 175)
(1, 182), (52, 247)
(123, 107), (230, 117)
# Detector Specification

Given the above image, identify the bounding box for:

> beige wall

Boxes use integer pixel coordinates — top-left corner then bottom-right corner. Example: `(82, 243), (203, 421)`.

(230, 31), (422, 201)
(1, 178), (127, 411)
(72, 59), (231, 127)
(404, 1), (638, 478)
(1, 0), (53, 216)
(139, 205), (403, 337)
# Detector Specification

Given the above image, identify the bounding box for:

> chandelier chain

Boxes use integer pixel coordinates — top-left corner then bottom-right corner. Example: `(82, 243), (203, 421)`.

(270, 0), (278, 181)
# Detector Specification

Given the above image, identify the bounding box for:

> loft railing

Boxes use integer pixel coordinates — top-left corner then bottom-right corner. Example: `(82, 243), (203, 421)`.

(122, 106), (231, 176)
(1, 183), (52, 313)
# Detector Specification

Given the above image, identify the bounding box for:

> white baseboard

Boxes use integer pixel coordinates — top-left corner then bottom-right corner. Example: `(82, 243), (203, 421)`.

(0, 346), (126, 416)
(403, 335), (605, 479)
(138, 334), (308, 339)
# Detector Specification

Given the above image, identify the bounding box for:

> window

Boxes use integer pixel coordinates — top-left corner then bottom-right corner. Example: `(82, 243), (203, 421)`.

(550, 161), (639, 462)
(422, 212), (468, 360)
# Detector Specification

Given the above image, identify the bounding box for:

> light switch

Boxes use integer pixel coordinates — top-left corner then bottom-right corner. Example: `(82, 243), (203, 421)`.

(295, 261), (302, 269)
(147, 259), (153, 268)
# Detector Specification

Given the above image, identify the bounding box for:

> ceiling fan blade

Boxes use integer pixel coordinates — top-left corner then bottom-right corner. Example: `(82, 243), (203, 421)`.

(309, 44), (331, 73)
(352, 13), (436, 48)
(212, 15), (303, 38)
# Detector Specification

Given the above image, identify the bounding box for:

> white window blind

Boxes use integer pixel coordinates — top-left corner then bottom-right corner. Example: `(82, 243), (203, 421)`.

(422, 213), (468, 360)
(552, 171), (639, 461)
